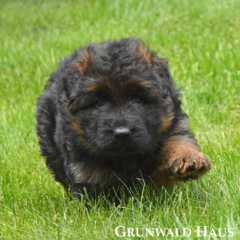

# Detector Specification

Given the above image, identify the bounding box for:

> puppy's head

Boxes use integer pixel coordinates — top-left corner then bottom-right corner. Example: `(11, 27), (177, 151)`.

(67, 38), (179, 155)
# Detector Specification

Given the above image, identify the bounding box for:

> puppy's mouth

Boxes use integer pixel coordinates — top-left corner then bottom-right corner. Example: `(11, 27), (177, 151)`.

(97, 136), (151, 155)
(106, 140), (139, 154)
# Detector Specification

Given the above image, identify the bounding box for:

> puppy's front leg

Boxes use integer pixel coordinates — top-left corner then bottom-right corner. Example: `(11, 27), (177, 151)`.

(152, 117), (211, 188)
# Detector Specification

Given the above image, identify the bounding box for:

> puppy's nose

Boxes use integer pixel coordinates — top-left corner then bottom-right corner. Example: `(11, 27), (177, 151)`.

(113, 127), (131, 139)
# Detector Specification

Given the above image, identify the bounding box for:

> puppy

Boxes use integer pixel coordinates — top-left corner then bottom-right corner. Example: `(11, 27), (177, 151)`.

(36, 38), (211, 199)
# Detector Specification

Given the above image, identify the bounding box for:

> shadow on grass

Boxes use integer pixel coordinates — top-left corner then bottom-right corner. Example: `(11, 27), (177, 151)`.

(60, 179), (212, 214)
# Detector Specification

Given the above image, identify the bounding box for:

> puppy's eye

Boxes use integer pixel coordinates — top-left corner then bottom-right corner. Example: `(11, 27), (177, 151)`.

(95, 99), (104, 107)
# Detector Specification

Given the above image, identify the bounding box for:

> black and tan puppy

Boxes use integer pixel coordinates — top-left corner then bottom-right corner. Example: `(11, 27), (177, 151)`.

(36, 38), (211, 199)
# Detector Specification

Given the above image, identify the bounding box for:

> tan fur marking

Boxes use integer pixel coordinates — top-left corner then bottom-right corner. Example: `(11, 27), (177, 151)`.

(107, 77), (119, 95)
(130, 80), (152, 88)
(120, 80), (152, 94)
(159, 136), (201, 161)
(158, 113), (174, 133)
(74, 50), (93, 75)
(152, 136), (211, 188)
(86, 82), (103, 92)
(70, 115), (86, 137)
(69, 163), (117, 188)
(138, 42), (163, 67)
(86, 77), (118, 97)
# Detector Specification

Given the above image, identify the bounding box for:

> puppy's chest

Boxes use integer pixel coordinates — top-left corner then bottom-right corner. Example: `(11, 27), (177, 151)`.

(68, 158), (156, 187)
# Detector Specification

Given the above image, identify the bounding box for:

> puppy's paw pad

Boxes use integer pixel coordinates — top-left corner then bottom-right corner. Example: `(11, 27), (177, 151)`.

(170, 152), (211, 180)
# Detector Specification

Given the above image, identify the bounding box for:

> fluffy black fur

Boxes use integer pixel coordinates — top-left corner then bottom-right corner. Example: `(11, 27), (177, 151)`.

(36, 38), (211, 199)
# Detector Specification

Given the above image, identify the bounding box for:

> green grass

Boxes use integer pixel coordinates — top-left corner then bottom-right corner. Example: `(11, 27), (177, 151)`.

(0, 0), (240, 239)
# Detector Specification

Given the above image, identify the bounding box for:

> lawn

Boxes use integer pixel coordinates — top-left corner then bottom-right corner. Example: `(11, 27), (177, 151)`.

(0, 0), (239, 239)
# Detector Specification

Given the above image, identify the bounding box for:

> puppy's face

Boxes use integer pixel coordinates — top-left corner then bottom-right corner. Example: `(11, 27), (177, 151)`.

(68, 40), (175, 154)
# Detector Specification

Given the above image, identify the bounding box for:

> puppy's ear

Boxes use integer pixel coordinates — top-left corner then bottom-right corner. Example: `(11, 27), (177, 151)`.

(138, 42), (172, 78)
(151, 57), (172, 80)
(149, 55), (181, 105)
(72, 48), (93, 75)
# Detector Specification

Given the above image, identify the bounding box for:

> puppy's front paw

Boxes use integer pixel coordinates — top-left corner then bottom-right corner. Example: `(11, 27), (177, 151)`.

(168, 152), (211, 180)
(153, 142), (211, 188)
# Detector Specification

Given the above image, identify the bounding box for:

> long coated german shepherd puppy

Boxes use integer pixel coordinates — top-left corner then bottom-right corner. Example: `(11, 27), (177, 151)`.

(36, 38), (211, 199)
